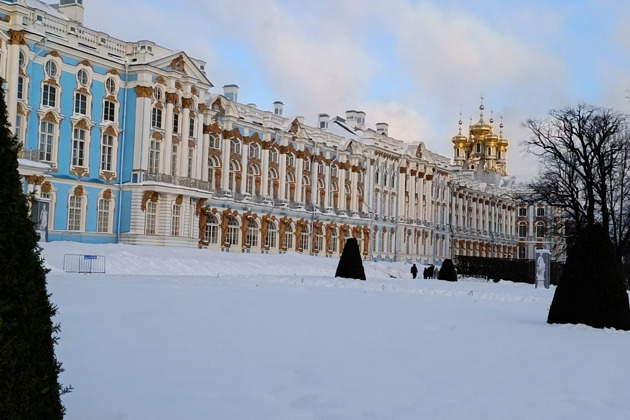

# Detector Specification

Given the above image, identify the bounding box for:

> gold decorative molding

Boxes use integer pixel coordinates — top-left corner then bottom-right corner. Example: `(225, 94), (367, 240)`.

(100, 171), (116, 182)
(170, 54), (185, 72)
(73, 185), (85, 196)
(197, 103), (206, 114)
(152, 131), (163, 140)
(74, 119), (90, 130)
(106, 69), (119, 76)
(8, 29), (26, 45)
(191, 87), (197, 95)
(70, 167), (88, 178)
(172, 136), (179, 145)
(155, 76), (166, 85)
(16, 103), (27, 116)
(78, 59), (92, 68)
(223, 128), (242, 140)
(41, 181), (52, 193)
(103, 125), (117, 136)
(181, 97), (194, 110)
(175, 81), (182, 90)
(195, 198), (207, 216)
(204, 121), (222, 135)
(134, 85), (153, 98)
(46, 50), (61, 58)
(141, 190), (160, 211)
(188, 139), (195, 148)
(165, 92), (178, 104)
(44, 78), (59, 87)
(175, 194), (183, 205)
(102, 189), (113, 200)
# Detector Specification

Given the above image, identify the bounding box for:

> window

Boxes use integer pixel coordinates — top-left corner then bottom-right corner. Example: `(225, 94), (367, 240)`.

(300, 227), (310, 251)
(173, 113), (179, 134)
(519, 207), (527, 217)
(103, 100), (116, 122)
(518, 222), (527, 238)
(17, 76), (24, 100)
(269, 148), (278, 163)
(536, 222), (545, 238)
(39, 121), (54, 162)
(153, 86), (163, 102)
(316, 227), (324, 251)
(145, 201), (157, 235)
(74, 92), (87, 115)
(284, 224), (293, 250)
(100, 133), (114, 172)
(204, 215), (218, 244)
(266, 222), (277, 248)
(247, 221), (258, 247)
(148, 139), (161, 174)
(171, 144), (178, 176)
(68, 195), (83, 231)
(286, 153), (294, 167)
(331, 165), (338, 178)
(18, 51), (26, 68)
(537, 207), (545, 217)
(97, 197), (111, 233)
(209, 134), (220, 149)
(518, 246), (527, 259)
(247, 165), (259, 195)
(303, 157), (310, 171)
(249, 143), (260, 159)
(77, 69), (89, 87)
(189, 117), (195, 138)
(187, 147), (194, 178)
(268, 169), (278, 198)
(285, 172), (295, 201)
(226, 217), (239, 246)
(230, 138), (241, 154)
(42, 84), (57, 107)
(105, 77), (117, 95)
(229, 160), (240, 192)
(328, 229), (338, 253)
(152, 107), (163, 128)
(302, 176), (310, 204)
(208, 156), (220, 189)
(45, 60), (58, 78)
(72, 128), (87, 167)
(171, 204), (181, 236)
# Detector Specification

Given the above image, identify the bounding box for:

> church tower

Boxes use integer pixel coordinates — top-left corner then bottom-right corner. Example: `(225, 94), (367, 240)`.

(451, 98), (509, 178)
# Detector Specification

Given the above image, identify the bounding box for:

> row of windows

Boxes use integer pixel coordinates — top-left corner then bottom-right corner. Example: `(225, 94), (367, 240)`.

(151, 107), (195, 137)
(518, 207), (546, 217)
(41, 192), (113, 233)
(518, 222), (546, 238)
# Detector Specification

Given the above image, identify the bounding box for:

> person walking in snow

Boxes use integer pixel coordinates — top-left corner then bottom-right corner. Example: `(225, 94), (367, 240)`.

(411, 263), (418, 279)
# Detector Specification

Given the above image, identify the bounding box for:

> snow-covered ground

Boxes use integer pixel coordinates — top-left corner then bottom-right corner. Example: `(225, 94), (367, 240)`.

(42, 242), (630, 420)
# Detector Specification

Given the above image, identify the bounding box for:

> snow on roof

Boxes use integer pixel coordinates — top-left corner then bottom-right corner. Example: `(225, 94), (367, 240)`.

(18, 158), (51, 170)
(25, 0), (70, 20)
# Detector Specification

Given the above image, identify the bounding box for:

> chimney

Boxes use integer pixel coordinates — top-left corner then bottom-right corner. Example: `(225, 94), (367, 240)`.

(223, 84), (239, 102)
(318, 113), (329, 129)
(273, 101), (284, 116)
(58, 0), (84, 24)
(376, 122), (389, 136)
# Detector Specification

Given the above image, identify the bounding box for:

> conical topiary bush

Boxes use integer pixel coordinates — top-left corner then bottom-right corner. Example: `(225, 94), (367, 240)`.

(335, 237), (366, 280)
(438, 259), (458, 282)
(547, 223), (630, 330)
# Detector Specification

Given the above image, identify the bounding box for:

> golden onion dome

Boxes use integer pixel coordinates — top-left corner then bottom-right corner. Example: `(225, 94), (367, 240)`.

(484, 132), (499, 145)
(470, 118), (492, 137)
(451, 117), (468, 146)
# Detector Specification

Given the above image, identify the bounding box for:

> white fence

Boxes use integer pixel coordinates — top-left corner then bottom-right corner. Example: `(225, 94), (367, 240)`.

(63, 254), (106, 274)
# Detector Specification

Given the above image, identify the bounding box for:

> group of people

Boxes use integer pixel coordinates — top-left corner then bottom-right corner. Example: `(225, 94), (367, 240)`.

(410, 264), (439, 279)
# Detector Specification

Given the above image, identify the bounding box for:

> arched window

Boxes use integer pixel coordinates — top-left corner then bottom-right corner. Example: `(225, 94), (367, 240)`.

(268, 168), (278, 198)
(226, 217), (239, 246)
(331, 164), (338, 178)
(204, 214), (219, 244)
(269, 148), (278, 164)
(300, 225), (310, 251)
(328, 229), (338, 253)
(145, 201), (157, 235)
(247, 165), (260, 195)
(330, 181), (338, 209)
(229, 160), (240, 192)
(171, 203), (181, 236)
(209, 133), (221, 149)
(518, 222), (527, 238)
(284, 224), (294, 250)
(265, 221), (277, 248)
(208, 156), (221, 190)
(315, 226), (324, 252)
(536, 222), (545, 238)
(317, 178), (326, 207)
(302, 175), (311, 204)
(285, 172), (295, 201)
(247, 220), (259, 247)
(303, 157), (311, 171)
(286, 153), (294, 167)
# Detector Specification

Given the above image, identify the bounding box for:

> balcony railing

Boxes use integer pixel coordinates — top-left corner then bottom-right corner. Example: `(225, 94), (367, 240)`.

(144, 173), (210, 191)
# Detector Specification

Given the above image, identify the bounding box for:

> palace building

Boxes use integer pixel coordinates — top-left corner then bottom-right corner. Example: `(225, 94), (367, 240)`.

(1, 0), (563, 264)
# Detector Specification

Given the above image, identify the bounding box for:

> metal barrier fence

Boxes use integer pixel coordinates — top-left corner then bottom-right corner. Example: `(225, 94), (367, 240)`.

(63, 254), (106, 274)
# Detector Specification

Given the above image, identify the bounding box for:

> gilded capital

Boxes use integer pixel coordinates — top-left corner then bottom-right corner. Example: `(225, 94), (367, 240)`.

(134, 85), (153, 98)
(165, 92), (178, 104)
(8, 29), (26, 45)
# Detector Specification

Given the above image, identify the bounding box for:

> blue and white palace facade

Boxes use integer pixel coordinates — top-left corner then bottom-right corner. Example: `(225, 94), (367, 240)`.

(1, 0), (564, 263)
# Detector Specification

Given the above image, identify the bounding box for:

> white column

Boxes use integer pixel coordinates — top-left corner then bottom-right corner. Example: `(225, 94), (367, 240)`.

(179, 101), (191, 177)
(200, 114), (210, 182)
(295, 154), (304, 203)
(6, 31), (23, 133)
(162, 95), (174, 174)
(133, 86), (153, 171)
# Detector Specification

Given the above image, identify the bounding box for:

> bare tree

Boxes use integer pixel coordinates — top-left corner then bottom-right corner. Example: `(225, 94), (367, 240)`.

(522, 104), (629, 259)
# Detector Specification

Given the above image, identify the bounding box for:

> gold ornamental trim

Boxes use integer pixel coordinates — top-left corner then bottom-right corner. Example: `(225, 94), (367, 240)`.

(8, 30), (27, 45)
(134, 85), (153, 98)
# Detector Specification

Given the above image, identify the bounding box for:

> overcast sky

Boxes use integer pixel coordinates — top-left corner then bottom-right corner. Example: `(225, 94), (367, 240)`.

(84, 0), (630, 180)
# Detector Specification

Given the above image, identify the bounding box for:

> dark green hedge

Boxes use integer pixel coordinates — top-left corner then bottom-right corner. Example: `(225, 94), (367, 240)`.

(454, 255), (564, 285)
